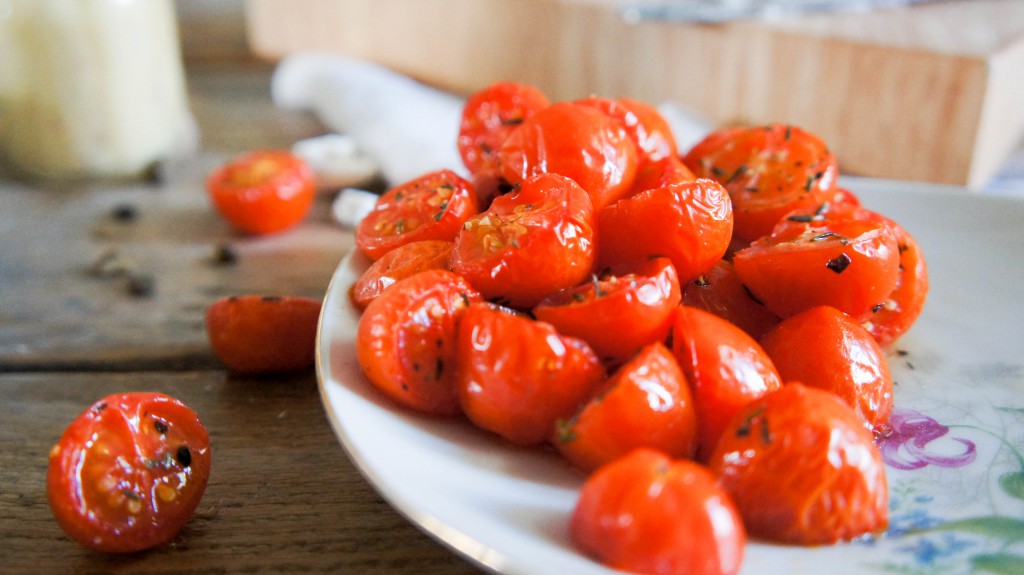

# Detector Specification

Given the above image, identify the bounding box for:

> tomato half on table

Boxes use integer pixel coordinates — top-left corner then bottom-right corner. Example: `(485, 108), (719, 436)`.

(349, 240), (454, 310)
(206, 294), (322, 374)
(47, 393), (211, 553)
(206, 149), (316, 235)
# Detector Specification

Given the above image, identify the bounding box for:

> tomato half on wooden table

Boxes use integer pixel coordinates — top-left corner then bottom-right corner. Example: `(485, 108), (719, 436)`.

(206, 149), (316, 235)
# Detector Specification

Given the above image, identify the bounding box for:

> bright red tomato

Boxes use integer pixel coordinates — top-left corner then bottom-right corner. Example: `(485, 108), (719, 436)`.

(350, 240), (454, 310)
(47, 393), (211, 553)
(629, 155), (697, 196)
(574, 97), (678, 165)
(206, 149), (316, 235)
(682, 259), (781, 342)
(707, 383), (889, 545)
(206, 294), (321, 374)
(572, 448), (746, 575)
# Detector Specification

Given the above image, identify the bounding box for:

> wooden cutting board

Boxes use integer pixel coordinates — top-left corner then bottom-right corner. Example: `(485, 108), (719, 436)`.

(246, 0), (1024, 189)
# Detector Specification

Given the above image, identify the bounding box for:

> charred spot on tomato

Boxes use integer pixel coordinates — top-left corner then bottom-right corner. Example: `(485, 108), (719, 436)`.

(261, 295), (283, 302)
(176, 445), (192, 468)
(154, 420), (169, 434)
(826, 253), (853, 274)
(872, 303), (884, 314)
(92, 402), (109, 414)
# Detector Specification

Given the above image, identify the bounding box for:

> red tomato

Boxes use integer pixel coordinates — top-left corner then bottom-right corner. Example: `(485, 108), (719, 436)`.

(357, 269), (482, 415)
(598, 178), (733, 283)
(206, 294), (322, 374)
(707, 383), (889, 544)
(47, 393), (211, 553)
(682, 259), (781, 342)
(450, 173), (597, 309)
(575, 97), (678, 165)
(350, 240), (454, 310)
(498, 101), (638, 211)
(355, 169), (479, 261)
(671, 306), (782, 461)
(554, 343), (698, 472)
(629, 155), (697, 196)
(456, 302), (605, 446)
(572, 448), (746, 575)
(760, 306), (893, 430)
(683, 124), (838, 242)
(533, 257), (681, 365)
(206, 149), (316, 235)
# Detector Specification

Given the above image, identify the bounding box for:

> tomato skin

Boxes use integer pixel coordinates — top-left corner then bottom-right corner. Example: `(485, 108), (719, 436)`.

(450, 173), (597, 309)
(629, 155), (697, 196)
(555, 343), (698, 473)
(598, 178), (733, 284)
(760, 306), (893, 430)
(707, 383), (889, 544)
(533, 257), (681, 365)
(47, 393), (211, 553)
(572, 448), (746, 575)
(350, 240), (454, 310)
(456, 302), (605, 446)
(574, 97), (678, 165)
(206, 149), (316, 235)
(860, 212), (928, 347)
(670, 306), (782, 461)
(682, 259), (781, 342)
(206, 294), (322, 374)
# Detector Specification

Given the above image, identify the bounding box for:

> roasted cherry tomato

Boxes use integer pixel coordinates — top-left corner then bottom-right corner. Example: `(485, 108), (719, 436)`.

(682, 259), (781, 342)
(206, 149), (316, 235)
(450, 173), (597, 309)
(629, 155), (697, 196)
(683, 124), (838, 242)
(671, 306), (782, 461)
(355, 169), (479, 261)
(760, 306), (893, 430)
(350, 240), (454, 310)
(47, 393), (211, 553)
(572, 448), (746, 575)
(555, 343), (698, 473)
(206, 294), (322, 374)
(533, 257), (681, 365)
(357, 269), (481, 415)
(456, 302), (605, 446)
(707, 383), (889, 544)
(575, 97), (678, 165)
(598, 178), (732, 283)
(498, 101), (638, 211)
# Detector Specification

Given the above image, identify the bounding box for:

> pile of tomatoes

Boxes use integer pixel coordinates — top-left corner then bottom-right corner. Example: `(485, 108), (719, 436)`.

(350, 81), (927, 575)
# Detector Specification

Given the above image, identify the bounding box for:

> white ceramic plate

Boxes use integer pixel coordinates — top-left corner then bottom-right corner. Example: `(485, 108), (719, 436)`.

(316, 179), (1024, 575)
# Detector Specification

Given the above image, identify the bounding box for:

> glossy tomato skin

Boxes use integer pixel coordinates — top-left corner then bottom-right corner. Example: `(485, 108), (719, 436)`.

(682, 259), (781, 342)
(350, 240), (454, 310)
(707, 383), (889, 545)
(533, 257), (681, 366)
(860, 212), (928, 347)
(206, 149), (316, 235)
(47, 393), (211, 553)
(456, 302), (605, 446)
(598, 178), (733, 284)
(574, 97), (678, 165)
(671, 306), (782, 461)
(555, 343), (698, 473)
(498, 101), (638, 211)
(572, 448), (746, 575)
(760, 306), (893, 430)
(357, 269), (482, 415)
(206, 294), (322, 374)
(355, 169), (478, 261)
(630, 155), (697, 196)
(450, 173), (597, 309)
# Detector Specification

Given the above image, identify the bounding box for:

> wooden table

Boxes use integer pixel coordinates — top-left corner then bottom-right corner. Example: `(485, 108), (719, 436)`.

(0, 62), (480, 574)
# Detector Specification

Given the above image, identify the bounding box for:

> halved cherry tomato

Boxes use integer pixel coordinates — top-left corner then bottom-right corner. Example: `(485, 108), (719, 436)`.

(683, 124), (838, 242)
(629, 155), (697, 196)
(350, 240), (454, 310)
(760, 306), (893, 430)
(355, 169), (478, 261)
(572, 448), (746, 575)
(682, 259), (781, 342)
(498, 101), (638, 211)
(206, 149), (316, 235)
(47, 393), (211, 553)
(456, 302), (605, 446)
(206, 294), (322, 374)
(671, 306), (782, 461)
(707, 383), (889, 545)
(597, 178), (732, 283)
(357, 269), (482, 414)
(574, 97), (678, 165)
(555, 343), (698, 473)
(450, 173), (597, 309)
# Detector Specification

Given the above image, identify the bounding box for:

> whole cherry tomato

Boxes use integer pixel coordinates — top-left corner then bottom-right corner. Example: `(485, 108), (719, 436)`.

(450, 173), (597, 309)
(555, 343), (698, 472)
(357, 269), (482, 415)
(707, 383), (889, 544)
(47, 393), (211, 553)
(671, 306), (782, 461)
(355, 169), (479, 261)
(571, 448), (746, 575)
(206, 149), (316, 235)
(760, 306), (893, 430)
(456, 302), (605, 446)
(206, 294), (322, 374)
(574, 97), (678, 165)
(533, 257), (681, 366)
(350, 240), (454, 310)
(682, 259), (781, 342)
